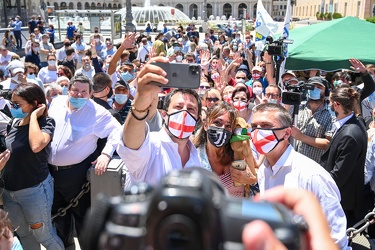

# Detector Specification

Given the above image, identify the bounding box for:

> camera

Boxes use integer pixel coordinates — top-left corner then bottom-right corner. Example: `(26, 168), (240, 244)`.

(82, 168), (308, 250)
(266, 36), (294, 57)
(0, 86), (12, 101)
(282, 81), (314, 106)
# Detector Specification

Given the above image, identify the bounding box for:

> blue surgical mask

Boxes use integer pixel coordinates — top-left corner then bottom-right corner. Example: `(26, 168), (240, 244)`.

(61, 86), (68, 95)
(27, 73), (36, 79)
(114, 94), (128, 105)
(308, 88), (321, 100)
(233, 46), (238, 50)
(10, 108), (28, 118)
(69, 97), (88, 109)
(121, 72), (134, 82)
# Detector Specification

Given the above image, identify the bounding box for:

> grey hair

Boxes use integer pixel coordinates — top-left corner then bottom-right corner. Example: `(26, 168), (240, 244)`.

(252, 103), (292, 127)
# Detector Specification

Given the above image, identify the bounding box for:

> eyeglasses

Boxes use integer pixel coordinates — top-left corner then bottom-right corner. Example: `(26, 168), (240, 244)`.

(265, 93), (280, 99)
(206, 97), (219, 103)
(28, 72), (36, 75)
(236, 77), (246, 80)
(199, 86), (210, 90)
(106, 43), (112, 45)
(186, 59), (194, 63)
(9, 101), (23, 109)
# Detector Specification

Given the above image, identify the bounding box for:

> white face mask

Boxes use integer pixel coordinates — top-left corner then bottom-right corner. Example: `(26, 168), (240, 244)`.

(176, 55), (183, 62)
(95, 38), (100, 43)
(253, 87), (263, 96)
(268, 99), (278, 104)
(48, 60), (56, 66)
(33, 47), (40, 53)
(11, 73), (22, 84)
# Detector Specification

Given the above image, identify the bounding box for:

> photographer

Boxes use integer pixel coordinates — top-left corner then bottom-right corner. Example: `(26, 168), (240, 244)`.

(291, 77), (334, 164)
(117, 56), (203, 188)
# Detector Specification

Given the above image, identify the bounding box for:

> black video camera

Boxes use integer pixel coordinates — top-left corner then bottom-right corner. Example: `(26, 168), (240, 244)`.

(266, 36), (294, 56)
(282, 81), (314, 106)
(82, 168), (308, 250)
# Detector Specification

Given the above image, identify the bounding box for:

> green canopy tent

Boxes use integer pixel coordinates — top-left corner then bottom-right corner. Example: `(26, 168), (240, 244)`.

(282, 16), (375, 71)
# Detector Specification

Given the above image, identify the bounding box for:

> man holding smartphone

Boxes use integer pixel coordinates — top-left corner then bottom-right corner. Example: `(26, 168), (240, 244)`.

(117, 57), (203, 188)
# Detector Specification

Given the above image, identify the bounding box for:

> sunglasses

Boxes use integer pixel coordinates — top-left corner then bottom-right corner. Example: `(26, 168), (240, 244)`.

(199, 86), (210, 90)
(236, 77), (246, 80)
(206, 97), (219, 102)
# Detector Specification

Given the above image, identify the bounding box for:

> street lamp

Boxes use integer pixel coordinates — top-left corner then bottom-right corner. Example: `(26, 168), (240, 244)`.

(203, 0), (207, 22)
(125, 0), (135, 32)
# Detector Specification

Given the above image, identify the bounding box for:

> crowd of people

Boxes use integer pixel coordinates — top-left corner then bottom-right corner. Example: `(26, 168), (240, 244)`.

(0, 18), (374, 250)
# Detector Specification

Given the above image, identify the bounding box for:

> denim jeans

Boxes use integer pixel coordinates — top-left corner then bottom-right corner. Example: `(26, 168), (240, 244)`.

(3, 174), (64, 250)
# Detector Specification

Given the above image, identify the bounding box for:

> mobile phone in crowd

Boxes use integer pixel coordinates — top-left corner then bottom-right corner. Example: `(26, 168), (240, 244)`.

(150, 62), (201, 89)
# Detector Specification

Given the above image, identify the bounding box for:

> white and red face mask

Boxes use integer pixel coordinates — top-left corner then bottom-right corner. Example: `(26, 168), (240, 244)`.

(252, 73), (261, 80)
(223, 94), (233, 104)
(166, 110), (197, 139)
(233, 101), (247, 112)
(251, 128), (286, 154)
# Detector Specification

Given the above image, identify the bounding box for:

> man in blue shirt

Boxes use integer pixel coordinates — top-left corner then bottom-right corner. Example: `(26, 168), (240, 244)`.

(66, 21), (76, 41)
(9, 16), (22, 49)
(28, 15), (37, 34)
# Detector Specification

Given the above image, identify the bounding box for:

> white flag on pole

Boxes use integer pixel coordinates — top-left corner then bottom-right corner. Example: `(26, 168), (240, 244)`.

(278, 0), (291, 88)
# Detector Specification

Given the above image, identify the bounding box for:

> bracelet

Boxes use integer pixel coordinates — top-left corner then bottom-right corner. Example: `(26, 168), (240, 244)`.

(131, 103), (152, 113)
(131, 109), (149, 121)
(101, 152), (111, 159)
(265, 62), (272, 64)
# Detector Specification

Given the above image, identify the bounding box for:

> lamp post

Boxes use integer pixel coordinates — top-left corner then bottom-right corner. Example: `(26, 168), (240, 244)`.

(125, 0), (135, 32)
(203, 0), (207, 22)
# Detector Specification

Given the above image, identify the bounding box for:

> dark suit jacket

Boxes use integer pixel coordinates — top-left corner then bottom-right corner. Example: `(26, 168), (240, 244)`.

(321, 114), (367, 211)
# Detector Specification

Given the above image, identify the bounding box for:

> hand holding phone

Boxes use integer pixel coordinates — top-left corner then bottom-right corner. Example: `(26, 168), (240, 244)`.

(149, 61), (201, 89)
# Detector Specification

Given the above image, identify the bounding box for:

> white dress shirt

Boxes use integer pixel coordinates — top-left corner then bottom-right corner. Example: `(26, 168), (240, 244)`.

(48, 95), (121, 166)
(258, 145), (349, 250)
(117, 125), (202, 188)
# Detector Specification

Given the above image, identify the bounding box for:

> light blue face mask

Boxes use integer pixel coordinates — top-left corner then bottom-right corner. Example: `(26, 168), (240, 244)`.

(69, 97), (87, 109)
(61, 86), (68, 95)
(121, 72), (134, 82)
(10, 107), (28, 118)
(114, 94), (128, 105)
(308, 88), (321, 100)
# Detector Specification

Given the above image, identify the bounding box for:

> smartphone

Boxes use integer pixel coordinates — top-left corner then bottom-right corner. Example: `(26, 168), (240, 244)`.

(150, 61), (201, 89)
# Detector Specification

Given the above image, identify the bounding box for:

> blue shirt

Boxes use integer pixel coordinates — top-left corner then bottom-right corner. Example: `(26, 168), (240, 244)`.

(66, 25), (76, 38)
(10, 20), (22, 31)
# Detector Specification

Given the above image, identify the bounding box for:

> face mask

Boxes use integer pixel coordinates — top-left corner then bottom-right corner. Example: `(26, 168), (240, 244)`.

(48, 60), (56, 66)
(176, 55), (183, 62)
(115, 94), (128, 104)
(33, 47), (40, 53)
(268, 99), (278, 104)
(61, 86), (68, 95)
(223, 94), (233, 104)
(84, 63), (91, 69)
(69, 96), (88, 109)
(308, 88), (321, 100)
(105, 63), (109, 69)
(107, 88), (113, 99)
(27, 73), (36, 79)
(233, 101), (247, 112)
(252, 73), (261, 80)
(10, 107), (28, 119)
(227, 59), (233, 65)
(198, 89), (207, 98)
(11, 74), (22, 84)
(253, 87), (263, 96)
(15, 18), (19, 21)
(233, 46), (238, 50)
(95, 38), (100, 43)
(207, 126), (232, 148)
(121, 72), (134, 82)
(165, 110), (197, 139)
(236, 37), (240, 41)
(251, 127), (286, 154)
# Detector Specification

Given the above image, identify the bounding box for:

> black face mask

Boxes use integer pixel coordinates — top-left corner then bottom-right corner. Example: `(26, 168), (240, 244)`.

(107, 87), (113, 99)
(207, 126), (232, 148)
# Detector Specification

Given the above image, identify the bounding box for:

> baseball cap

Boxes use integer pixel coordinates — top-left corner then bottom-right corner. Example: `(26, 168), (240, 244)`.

(237, 64), (249, 74)
(281, 70), (296, 79)
(252, 66), (263, 72)
(307, 76), (328, 88)
(114, 80), (129, 90)
(6, 60), (24, 74)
